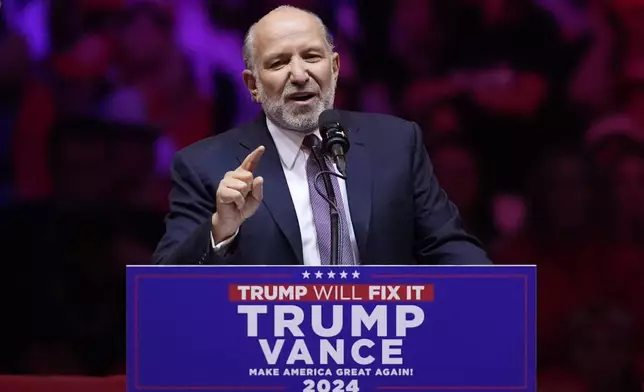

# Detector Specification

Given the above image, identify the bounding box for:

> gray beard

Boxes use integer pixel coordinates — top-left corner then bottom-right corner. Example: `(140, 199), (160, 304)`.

(257, 79), (336, 134)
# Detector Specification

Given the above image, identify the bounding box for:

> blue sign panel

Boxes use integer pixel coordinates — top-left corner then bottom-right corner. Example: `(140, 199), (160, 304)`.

(127, 265), (535, 391)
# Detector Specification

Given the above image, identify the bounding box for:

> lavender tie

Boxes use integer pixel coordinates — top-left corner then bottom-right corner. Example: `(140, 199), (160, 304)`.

(302, 134), (356, 265)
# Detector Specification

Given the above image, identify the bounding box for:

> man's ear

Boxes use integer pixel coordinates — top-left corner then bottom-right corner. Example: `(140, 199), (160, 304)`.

(242, 69), (259, 102)
(331, 52), (340, 80)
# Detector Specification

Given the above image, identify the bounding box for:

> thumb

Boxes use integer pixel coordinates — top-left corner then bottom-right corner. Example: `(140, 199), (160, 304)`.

(251, 176), (264, 201)
(242, 176), (263, 217)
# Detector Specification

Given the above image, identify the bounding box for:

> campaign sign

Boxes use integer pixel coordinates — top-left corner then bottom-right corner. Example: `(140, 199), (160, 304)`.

(127, 265), (535, 392)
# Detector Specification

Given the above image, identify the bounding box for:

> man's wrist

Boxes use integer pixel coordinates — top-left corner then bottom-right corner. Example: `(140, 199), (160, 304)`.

(211, 213), (238, 244)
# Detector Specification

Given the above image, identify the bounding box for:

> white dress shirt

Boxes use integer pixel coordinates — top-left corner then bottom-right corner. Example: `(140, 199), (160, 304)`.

(211, 118), (360, 266)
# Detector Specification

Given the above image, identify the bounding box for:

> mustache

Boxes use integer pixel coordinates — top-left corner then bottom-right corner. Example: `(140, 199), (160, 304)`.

(282, 84), (320, 97)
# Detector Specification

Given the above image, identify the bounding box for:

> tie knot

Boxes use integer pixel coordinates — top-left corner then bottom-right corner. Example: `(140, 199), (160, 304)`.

(302, 134), (321, 151)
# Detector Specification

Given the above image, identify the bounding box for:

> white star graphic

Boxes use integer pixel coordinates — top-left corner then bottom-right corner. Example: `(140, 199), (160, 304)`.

(302, 271), (310, 279)
(315, 271), (323, 279)
(339, 271), (348, 279)
(352, 270), (360, 279)
(327, 270), (336, 279)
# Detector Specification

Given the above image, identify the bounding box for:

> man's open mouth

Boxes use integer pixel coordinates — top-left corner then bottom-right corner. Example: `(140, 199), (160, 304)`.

(288, 92), (317, 102)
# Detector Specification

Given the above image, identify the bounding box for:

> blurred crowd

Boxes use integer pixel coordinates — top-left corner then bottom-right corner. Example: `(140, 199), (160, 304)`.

(1, 0), (644, 390)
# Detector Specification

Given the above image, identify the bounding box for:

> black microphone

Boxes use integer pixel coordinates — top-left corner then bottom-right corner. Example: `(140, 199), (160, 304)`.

(318, 109), (349, 176)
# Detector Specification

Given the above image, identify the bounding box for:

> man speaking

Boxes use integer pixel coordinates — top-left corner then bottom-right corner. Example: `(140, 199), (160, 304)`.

(153, 5), (490, 266)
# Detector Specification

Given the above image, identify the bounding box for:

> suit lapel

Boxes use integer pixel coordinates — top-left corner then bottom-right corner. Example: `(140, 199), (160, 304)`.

(342, 112), (372, 264)
(238, 115), (304, 264)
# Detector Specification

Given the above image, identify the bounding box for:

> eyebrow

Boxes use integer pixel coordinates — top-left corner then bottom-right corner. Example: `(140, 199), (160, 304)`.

(263, 45), (327, 63)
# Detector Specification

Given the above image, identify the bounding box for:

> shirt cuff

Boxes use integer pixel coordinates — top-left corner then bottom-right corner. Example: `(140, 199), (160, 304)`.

(211, 228), (239, 254)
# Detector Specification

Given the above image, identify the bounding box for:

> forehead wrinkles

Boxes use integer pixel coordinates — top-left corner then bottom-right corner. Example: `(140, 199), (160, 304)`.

(253, 13), (328, 53)
(255, 21), (325, 58)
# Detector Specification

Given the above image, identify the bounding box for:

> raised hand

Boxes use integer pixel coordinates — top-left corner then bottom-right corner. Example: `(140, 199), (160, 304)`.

(211, 146), (265, 243)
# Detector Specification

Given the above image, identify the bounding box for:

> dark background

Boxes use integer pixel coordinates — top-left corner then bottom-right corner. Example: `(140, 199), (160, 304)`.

(1, 0), (644, 391)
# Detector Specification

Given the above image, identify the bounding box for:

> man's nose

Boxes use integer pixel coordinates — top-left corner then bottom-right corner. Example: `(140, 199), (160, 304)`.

(289, 59), (309, 85)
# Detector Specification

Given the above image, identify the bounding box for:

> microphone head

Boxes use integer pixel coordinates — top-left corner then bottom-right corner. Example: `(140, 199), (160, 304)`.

(318, 110), (349, 156)
(318, 109), (342, 130)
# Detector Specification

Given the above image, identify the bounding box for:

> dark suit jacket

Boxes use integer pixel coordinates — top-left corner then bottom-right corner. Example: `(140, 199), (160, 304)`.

(153, 110), (491, 265)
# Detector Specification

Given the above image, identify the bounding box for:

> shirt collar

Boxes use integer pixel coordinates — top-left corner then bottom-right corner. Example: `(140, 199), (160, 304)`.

(265, 117), (321, 170)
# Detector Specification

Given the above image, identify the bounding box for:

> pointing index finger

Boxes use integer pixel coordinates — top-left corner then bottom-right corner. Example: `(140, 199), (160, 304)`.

(240, 145), (265, 172)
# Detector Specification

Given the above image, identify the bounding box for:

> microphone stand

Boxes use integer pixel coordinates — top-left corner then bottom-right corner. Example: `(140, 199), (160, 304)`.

(310, 148), (341, 266)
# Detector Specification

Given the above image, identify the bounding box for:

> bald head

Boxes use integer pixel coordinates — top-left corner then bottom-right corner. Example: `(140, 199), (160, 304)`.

(243, 5), (334, 72)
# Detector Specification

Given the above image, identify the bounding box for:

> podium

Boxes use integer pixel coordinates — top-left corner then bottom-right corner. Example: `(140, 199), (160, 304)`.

(127, 265), (536, 391)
